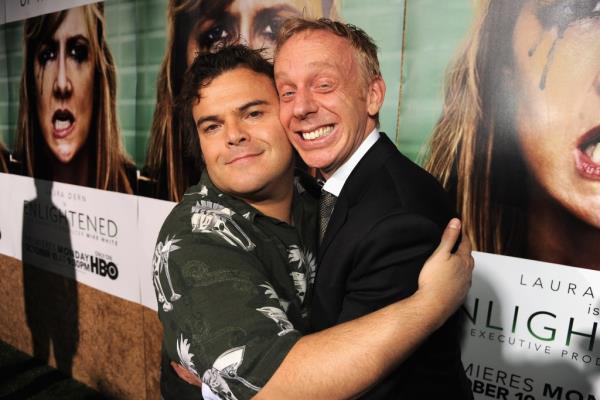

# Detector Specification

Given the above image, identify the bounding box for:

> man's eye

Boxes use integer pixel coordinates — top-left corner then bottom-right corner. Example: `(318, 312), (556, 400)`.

(203, 124), (220, 134)
(37, 47), (56, 66)
(69, 43), (89, 63)
(316, 81), (333, 91)
(248, 110), (263, 118)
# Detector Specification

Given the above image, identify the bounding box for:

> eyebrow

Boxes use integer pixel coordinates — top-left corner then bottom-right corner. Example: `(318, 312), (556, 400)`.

(238, 99), (269, 113)
(195, 99), (269, 128)
(275, 61), (337, 81)
(41, 34), (89, 49)
(66, 34), (90, 45)
(254, 4), (300, 24)
(196, 114), (222, 129)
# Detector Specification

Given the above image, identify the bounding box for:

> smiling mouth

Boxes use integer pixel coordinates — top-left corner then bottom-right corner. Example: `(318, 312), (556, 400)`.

(575, 126), (600, 180)
(299, 125), (334, 141)
(52, 109), (75, 137)
(582, 140), (600, 164)
(226, 152), (262, 164)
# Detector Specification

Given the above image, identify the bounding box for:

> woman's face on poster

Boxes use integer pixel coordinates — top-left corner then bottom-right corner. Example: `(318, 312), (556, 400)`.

(185, 0), (324, 65)
(511, 0), (600, 227)
(34, 7), (94, 165)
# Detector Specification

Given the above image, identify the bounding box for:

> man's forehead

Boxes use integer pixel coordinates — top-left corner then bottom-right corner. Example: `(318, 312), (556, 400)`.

(275, 60), (338, 80)
(204, 68), (275, 94)
(275, 35), (356, 79)
(194, 69), (277, 113)
(277, 31), (353, 60)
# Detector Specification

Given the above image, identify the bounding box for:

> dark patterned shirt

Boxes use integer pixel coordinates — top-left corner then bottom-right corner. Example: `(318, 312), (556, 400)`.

(154, 171), (317, 399)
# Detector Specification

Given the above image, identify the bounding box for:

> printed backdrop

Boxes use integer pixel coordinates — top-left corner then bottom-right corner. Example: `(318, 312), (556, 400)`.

(0, 0), (598, 398)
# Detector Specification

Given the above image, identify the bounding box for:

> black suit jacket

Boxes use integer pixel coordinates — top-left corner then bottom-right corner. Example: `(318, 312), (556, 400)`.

(311, 134), (472, 399)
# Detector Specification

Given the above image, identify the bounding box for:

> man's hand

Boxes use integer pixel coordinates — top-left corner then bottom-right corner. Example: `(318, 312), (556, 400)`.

(171, 361), (203, 387)
(417, 218), (474, 328)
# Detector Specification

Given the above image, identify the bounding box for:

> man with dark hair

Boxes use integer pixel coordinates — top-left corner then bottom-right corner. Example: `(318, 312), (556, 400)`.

(155, 45), (473, 399)
(271, 18), (473, 398)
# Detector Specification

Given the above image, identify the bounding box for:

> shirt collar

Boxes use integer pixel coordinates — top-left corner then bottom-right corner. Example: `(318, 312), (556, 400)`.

(189, 170), (310, 226)
(185, 171), (259, 222)
(322, 128), (380, 197)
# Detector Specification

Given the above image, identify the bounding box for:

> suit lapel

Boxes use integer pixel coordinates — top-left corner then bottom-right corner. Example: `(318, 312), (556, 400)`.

(317, 134), (396, 261)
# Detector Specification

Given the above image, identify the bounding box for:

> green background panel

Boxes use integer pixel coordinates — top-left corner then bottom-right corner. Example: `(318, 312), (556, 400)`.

(342, 0), (405, 145)
(0, 0), (446, 167)
(0, 20), (23, 151)
(397, 0), (473, 163)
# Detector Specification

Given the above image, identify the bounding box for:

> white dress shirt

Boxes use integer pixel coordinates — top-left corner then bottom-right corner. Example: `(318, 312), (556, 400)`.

(322, 129), (380, 196)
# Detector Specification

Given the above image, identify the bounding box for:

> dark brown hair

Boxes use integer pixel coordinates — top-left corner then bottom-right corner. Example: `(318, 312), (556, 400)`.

(425, 0), (528, 255)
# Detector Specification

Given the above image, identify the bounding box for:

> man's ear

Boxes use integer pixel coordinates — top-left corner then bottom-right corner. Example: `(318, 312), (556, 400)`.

(366, 76), (386, 117)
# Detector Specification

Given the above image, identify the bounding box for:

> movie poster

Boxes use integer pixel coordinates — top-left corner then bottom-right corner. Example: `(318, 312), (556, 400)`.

(464, 253), (600, 397)
(1, 1), (137, 194)
(0, 0), (404, 201)
(2, 174), (140, 303)
(4, 0), (598, 396)
(399, 0), (600, 397)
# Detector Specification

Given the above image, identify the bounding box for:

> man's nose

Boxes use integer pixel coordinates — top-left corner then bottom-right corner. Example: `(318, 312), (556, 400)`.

(226, 120), (249, 146)
(293, 88), (318, 119)
(53, 50), (72, 99)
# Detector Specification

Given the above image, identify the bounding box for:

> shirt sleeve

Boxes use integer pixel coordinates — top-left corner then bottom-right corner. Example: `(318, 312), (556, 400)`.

(154, 232), (300, 400)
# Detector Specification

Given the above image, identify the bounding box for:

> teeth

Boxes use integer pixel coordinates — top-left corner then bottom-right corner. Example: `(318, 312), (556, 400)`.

(593, 143), (600, 164)
(302, 125), (333, 141)
(54, 119), (72, 130)
(585, 143), (595, 158)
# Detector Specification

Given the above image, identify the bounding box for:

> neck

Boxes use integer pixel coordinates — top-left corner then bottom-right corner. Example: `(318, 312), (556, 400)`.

(246, 191), (294, 224)
(243, 167), (295, 224)
(52, 148), (91, 187)
(527, 187), (600, 270)
(320, 123), (376, 181)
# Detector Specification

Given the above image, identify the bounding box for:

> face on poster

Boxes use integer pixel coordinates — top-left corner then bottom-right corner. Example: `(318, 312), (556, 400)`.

(183, 0), (328, 62)
(34, 6), (93, 165)
(145, 0), (337, 201)
(424, 0), (600, 270)
(15, 3), (135, 193)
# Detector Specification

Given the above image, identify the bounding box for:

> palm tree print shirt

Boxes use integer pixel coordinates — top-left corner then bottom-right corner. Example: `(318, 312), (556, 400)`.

(153, 171), (317, 400)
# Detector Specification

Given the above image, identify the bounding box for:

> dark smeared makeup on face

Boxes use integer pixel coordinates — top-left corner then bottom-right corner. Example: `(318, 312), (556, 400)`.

(253, 7), (290, 41)
(528, 0), (600, 90)
(194, 4), (299, 54)
(35, 35), (91, 96)
(196, 14), (236, 53)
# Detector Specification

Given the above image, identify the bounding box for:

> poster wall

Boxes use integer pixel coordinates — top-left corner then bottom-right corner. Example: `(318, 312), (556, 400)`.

(464, 253), (600, 398)
(1, 173), (141, 303)
(0, 0), (598, 398)
(398, 0), (600, 398)
(0, 0), (402, 201)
